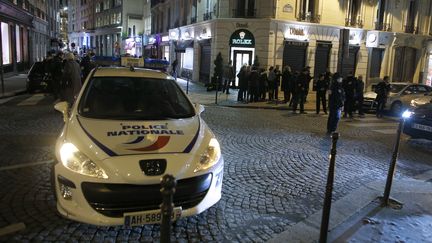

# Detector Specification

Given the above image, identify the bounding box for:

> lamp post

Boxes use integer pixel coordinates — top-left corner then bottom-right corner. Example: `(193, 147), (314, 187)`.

(381, 110), (412, 207)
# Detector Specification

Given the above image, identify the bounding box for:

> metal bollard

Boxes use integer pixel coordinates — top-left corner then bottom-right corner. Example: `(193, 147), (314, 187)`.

(319, 132), (339, 243)
(160, 174), (176, 243)
(215, 79), (219, 104)
(381, 118), (405, 207)
(186, 79), (189, 94)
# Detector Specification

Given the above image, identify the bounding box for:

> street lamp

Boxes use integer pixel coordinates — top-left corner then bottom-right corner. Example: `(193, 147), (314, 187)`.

(381, 109), (413, 207)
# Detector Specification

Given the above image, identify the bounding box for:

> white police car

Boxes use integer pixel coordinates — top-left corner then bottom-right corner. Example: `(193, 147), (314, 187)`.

(53, 67), (223, 226)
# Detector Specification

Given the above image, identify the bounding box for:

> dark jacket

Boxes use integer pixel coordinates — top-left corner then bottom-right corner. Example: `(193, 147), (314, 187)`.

(248, 70), (260, 88)
(343, 75), (357, 98)
(329, 80), (346, 109)
(355, 79), (365, 99)
(63, 60), (82, 104)
(316, 78), (329, 93)
(296, 73), (309, 93)
(375, 81), (391, 101)
(281, 70), (292, 91)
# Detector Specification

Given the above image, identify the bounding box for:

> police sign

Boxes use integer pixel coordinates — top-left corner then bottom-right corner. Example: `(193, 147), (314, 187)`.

(229, 29), (255, 47)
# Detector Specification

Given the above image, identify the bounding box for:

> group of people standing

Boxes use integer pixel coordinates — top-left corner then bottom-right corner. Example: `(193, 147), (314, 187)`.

(43, 51), (96, 104)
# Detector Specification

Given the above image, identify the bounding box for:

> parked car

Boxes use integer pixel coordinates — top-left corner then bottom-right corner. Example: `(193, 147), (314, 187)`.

(52, 67), (224, 226)
(363, 82), (432, 114)
(410, 92), (432, 108)
(26, 61), (48, 93)
(403, 103), (432, 140)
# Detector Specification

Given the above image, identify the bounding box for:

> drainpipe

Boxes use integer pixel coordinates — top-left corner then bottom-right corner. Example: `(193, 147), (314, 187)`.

(0, 23), (4, 95)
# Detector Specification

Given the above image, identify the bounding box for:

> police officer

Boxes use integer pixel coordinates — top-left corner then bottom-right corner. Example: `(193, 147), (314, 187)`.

(327, 73), (346, 135)
(343, 71), (357, 118)
(316, 73), (329, 114)
(292, 69), (308, 114)
(355, 75), (365, 117)
(375, 76), (391, 118)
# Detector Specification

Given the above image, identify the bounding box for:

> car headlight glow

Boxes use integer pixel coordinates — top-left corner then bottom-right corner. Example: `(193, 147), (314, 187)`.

(195, 138), (221, 173)
(59, 143), (108, 179)
(402, 110), (414, 119)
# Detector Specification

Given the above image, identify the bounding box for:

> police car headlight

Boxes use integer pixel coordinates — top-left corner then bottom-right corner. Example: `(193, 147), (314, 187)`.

(195, 138), (221, 173)
(59, 143), (108, 179)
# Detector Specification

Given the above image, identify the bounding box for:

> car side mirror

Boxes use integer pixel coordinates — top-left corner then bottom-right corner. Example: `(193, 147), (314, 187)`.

(195, 103), (205, 114)
(54, 101), (70, 122)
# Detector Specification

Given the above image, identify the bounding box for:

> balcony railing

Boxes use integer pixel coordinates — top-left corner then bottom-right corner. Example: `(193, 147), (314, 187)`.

(375, 22), (392, 31)
(232, 9), (257, 18)
(191, 16), (197, 24)
(297, 12), (320, 23)
(404, 25), (418, 34)
(203, 12), (213, 21)
(345, 17), (363, 28)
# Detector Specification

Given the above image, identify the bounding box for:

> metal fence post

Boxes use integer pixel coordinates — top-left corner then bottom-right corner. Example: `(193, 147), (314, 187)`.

(319, 132), (339, 243)
(160, 174), (176, 243)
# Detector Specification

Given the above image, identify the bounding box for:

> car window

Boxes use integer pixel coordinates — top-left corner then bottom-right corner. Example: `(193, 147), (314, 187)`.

(390, 84), (406, 93)
(402, 85), (416, 95)
(78, 77), (195, 120)
(417, 85), (428, 93)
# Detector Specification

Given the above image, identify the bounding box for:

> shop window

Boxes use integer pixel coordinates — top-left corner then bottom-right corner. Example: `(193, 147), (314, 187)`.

(182, 48), (194, 70)
(16, 25), (22, 63)
(1, 22), (11, 65)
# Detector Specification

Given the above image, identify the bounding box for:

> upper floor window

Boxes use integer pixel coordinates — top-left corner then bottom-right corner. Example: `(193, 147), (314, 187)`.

(346, 0), (362, 27)
(405, 0), (418, 33)
(375, 0), (387, 30)
(114, 0), (121, 7)
(96, 3), (101, 13)
(234, 0), (255, 18)
(297, 0), (320, 23)
(104, 0), (110, 10)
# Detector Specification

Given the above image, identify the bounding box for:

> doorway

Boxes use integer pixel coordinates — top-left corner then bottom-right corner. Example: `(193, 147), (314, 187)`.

(233, 50), (252, 86)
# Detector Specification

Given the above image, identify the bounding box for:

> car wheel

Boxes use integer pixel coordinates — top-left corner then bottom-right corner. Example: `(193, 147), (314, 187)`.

(390, 102), (402, 115)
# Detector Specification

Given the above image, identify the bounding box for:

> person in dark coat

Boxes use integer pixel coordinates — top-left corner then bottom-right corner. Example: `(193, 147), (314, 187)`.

(258, 68), (268, 101)
(237, 66), (247, 102)
(171, 59), (178, 80)
(267, 66), (275, 101)
(289, 71), (299, 107)
(342, 72), (357, 118)
(248, 66), (260, 102)
(80, 54), (96, 84)
(303, 66), (312, 102)
(50, 52), (64, 100)
(222, 60), (235, 94)
(375, 76), (391, 118)
(292, 70), (308, 114)
(273, 65), (282, 102)
(355, 75), (365, 117)
(316, 73), (329, 114)
(62, 52), (83, 105)
(327, 73), (346, 134)
(281, 66), (292, 104)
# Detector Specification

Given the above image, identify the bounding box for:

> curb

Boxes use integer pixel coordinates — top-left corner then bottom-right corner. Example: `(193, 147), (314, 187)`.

(0, 89), (27, 99)
(268, 176), (432, 243)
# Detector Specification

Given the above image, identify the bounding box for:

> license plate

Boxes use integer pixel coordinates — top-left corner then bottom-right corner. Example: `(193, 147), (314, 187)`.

(412, 123), (432, 132)
(124, 207), (182, 226)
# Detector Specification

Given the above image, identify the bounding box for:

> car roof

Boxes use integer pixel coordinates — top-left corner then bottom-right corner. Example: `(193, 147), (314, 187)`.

(93, 67), (171, 79)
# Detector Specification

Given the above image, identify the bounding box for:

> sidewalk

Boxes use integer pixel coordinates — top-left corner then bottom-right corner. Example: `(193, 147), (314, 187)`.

(176, 78), (318, 111)
(268, 170), (432, 243)
(0, 73), (28, 99)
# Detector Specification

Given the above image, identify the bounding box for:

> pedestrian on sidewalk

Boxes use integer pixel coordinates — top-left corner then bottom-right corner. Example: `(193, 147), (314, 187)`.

(248, 66), (260, 102)
(237, 65), (247, 102)
(281, 66), (293, 104)
(289, 71), (299, 107)
(355, 75), (365, 117)
(342, 71), (357, 119)
(273, 65), (282, 103)
(267, 66), (276, 101)
(62, 52), (82, 105)
(258, 68), (268, 101)
(222, 60), (235, 94)
(375, 76), (391, 118)
(327, 73), (345, 134)
(292, 70), (308, 114)
(171, 59), (178, 80)
(315, 73), (329, 114)
(50, 52), (64, 101)
(303, 66), (312, 102)
(80, 53), (96, 84)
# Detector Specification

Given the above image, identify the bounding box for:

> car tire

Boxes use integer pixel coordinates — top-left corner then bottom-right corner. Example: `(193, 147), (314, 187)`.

(390, 102), (402, 115)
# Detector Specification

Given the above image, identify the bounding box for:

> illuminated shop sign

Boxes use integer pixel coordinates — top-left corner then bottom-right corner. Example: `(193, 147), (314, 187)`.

(229, 29), (255, 47)
(284, 27), (309, 41)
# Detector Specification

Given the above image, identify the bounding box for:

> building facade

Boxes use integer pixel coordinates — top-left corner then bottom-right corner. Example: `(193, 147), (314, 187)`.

(149, 0), (432, 87)
(1, 0), (60, 75)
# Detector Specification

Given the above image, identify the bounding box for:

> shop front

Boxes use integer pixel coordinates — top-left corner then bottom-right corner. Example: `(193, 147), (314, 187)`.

(229, 29), (255, 86)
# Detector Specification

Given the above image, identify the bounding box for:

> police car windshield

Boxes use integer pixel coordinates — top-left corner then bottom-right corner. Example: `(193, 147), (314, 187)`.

(78, 77), (195, 120)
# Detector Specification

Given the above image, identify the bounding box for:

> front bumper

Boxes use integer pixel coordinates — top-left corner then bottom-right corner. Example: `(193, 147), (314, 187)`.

(403, 119), (432, 140)
(54, 157), (224, 226)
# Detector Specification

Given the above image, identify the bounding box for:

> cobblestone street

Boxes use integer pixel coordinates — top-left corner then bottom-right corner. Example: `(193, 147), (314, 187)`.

(0, 94), (432, 242)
